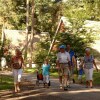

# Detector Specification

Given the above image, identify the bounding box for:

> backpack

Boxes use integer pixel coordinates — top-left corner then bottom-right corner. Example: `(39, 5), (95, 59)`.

(12, 57), (23, 69)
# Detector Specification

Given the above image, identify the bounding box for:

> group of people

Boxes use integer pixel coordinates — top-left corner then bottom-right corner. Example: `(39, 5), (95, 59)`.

(10, 43), (99, 93)
(56, 44), (98, 90)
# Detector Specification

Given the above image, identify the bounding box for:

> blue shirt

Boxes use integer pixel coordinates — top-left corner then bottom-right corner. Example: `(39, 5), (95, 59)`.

(42, 64), (50, 76)
(79, 68), (84, 75)
(69, 50), (75, 65)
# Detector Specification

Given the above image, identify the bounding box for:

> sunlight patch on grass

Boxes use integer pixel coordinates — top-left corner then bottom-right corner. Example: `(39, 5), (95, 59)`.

(24, 68), (37, 73)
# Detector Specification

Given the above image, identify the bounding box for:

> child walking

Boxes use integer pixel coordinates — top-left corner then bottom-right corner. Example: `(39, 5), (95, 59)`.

(78, 58), (84, 84)
(42, 59), (50, 88)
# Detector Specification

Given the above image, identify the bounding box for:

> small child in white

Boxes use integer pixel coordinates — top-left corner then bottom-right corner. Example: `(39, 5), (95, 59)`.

(42, 59), (50, 88)
(78, 58), (84, 84)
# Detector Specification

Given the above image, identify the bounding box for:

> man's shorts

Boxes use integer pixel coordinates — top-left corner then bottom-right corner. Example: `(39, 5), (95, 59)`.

(58, 64), (70, 76)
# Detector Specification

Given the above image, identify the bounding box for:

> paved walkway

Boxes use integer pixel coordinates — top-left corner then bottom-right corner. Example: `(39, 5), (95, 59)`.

(0, 71), (100, 100)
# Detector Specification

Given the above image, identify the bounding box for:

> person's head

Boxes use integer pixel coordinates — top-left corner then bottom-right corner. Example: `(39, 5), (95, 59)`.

(15, 48), (21, 56)
(66, 43), (71, 51)
(44, 59), (49, 64)
(85, 48), (90, 56)
(59, 45), (66, 53)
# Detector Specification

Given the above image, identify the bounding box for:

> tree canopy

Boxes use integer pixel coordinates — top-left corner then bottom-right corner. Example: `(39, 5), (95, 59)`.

(0, 0), (100, 64)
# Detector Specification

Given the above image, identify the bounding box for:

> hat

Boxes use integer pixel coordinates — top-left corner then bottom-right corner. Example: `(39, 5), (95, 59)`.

(59, 45), (66, 49)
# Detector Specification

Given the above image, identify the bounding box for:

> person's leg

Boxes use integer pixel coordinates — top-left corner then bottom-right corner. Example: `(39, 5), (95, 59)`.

(78, 75), (81, 83)
(71, 66), (75, 83)
(46, 75), (50, 88)
(63, 67), (69, 90)
(64, 75), (68, 87)
(90, 80), (93, 88)
(86, 81), (89, 88)
(63, 75), (68, 90)
(67, 68), (71, 87)
(78, 75), (83, 84)
(17, 69), (22, 91)
(59, 76), (62, 84)
(89, 68), (93, 88)
(80, 75), (83, 83)
(84, 68), (89, 87)
(58, 66), (63, 88)
(43, 76), (46, 87)
(13, 69), (18, 92)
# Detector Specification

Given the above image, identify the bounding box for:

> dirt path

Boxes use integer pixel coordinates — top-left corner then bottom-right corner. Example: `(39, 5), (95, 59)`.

(0, 72), (100, 100)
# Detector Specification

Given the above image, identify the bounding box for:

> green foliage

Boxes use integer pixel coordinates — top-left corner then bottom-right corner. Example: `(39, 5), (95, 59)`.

(56, 32), (94, 56)
(33, 0), (99, 63)
(0, 0), (99, 64)
(33, 40), (50, 63)
(0, 0), (26, 30)
(83, 0), (100, 20)
(34, 0), (62, 38)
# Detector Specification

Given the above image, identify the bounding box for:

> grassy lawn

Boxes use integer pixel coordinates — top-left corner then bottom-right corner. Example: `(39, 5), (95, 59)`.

(93, 71), (100, 85)
(24, 68), (37, 73)
(0, 75), (13, 90)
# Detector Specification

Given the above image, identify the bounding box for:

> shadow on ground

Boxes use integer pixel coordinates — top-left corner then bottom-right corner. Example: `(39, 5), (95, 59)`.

(0, 81), (100, 100)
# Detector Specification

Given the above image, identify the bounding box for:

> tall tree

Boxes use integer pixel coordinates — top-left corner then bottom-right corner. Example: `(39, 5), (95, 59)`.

(0, 0), (26, 30)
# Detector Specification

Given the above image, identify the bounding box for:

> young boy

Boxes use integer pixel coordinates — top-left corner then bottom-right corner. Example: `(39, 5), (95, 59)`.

(42, 59), (50, 88)
(78, 58), (84, 84)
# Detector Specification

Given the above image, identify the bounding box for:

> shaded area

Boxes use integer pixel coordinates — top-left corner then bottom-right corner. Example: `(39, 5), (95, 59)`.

(0, 77), (100, 100)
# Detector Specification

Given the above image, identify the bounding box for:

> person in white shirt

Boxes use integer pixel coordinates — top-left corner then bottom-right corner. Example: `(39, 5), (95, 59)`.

(56, 45), (70, 90)
(1, 57), (7, 71)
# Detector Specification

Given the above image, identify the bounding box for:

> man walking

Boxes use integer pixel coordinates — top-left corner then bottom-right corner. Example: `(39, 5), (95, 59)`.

(66, 44), (76, 83)
(56, 45), (70, 90)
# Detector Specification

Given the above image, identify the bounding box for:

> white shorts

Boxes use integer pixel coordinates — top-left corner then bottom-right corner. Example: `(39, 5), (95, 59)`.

(43, 75), (49, 83)
(84, 68), (93, 81)
(78, 75), (82, 80)
(13, 69), (23, 83)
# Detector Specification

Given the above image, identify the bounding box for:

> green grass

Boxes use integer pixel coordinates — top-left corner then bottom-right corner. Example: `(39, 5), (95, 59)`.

(93, 71), (100, 85)
(0, 75), (13, 90)
(24, 68), (37, 73)
(50, 72), (58, 78)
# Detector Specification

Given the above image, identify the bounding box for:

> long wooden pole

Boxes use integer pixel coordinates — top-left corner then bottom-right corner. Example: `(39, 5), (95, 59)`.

(48, 18), (62, 55)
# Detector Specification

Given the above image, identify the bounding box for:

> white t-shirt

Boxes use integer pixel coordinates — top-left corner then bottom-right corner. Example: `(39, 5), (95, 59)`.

(57, 52), (70, 63)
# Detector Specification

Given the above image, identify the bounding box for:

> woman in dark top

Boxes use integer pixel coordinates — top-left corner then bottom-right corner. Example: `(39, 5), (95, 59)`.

(11, 49), (24, 93)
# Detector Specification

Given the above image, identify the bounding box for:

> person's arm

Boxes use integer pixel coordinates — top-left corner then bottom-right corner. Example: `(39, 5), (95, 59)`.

(56, 53), (60, 69)
(67, 53), (71, 70)
(42, 64), (43, 70)
(48, 64), (50, 71)
(21, 57), (25, 69)
(56, 60), (60, 69)
(93, 60), (98, 72)
(72, 56), (76, 67)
